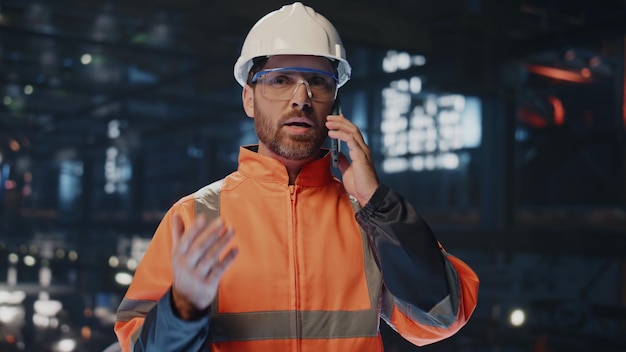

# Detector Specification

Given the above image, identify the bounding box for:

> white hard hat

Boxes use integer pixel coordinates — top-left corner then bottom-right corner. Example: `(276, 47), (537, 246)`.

(234, 2), (351, 88)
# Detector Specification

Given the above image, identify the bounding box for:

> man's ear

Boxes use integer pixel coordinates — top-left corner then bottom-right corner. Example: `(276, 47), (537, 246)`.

(242, 84), (254, 118)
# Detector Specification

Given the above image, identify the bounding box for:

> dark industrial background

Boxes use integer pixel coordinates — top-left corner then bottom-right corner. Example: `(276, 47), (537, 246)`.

(1, 0), (625, 351)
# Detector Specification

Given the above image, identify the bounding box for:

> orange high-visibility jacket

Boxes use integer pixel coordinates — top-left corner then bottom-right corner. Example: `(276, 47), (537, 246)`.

(115, 146), (479, 352)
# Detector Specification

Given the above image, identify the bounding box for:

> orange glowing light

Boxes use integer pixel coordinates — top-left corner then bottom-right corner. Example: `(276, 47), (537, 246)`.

(518, 107), (547, 128)
(580, 68), (591, 78)
(81, 326), (92, 340)
(83, 308), (93, 318)
(526, 64), (592, 84)
(9, 139), (20, 152)
(589, 56), (601, 67)
(546, 95), (565, 126)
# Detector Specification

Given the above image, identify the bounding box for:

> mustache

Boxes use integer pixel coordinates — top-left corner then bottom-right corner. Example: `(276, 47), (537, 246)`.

(282, 109), (312, 119)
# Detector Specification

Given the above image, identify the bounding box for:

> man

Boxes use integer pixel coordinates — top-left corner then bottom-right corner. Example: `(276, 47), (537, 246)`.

(114, 2), (479, 351)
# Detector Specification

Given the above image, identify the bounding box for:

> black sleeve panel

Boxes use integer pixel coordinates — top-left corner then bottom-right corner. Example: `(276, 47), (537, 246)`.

(356, 184), (449, 311)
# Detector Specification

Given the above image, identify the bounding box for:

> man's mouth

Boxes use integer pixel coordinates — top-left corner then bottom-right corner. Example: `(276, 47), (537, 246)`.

(283, 117), (313, 128)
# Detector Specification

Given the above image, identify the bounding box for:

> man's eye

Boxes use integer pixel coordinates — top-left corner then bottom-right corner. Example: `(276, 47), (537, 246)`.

(269, 75), (292, 85)
(309, 76), (331, 87)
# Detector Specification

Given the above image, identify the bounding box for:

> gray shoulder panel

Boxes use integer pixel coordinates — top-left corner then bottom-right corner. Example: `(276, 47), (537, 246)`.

(194, 179), (224, 221)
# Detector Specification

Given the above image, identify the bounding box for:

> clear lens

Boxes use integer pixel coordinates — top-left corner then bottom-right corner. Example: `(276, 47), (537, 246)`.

(254, 68), (338, 102)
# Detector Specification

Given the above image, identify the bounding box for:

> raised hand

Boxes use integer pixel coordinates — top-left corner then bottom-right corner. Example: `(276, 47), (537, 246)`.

(326, 114), (379, 206)
(170, 214), (238, 320)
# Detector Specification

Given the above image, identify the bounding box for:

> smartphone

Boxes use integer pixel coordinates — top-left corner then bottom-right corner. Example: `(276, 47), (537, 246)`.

(330, 97), (341, 168)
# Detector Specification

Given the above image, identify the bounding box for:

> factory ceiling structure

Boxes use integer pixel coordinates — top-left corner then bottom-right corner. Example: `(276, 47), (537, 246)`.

(0, 0), (622, 159)
(0, 0), (625, 351)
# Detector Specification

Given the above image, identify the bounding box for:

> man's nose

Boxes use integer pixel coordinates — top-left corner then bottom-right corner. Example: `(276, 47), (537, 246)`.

(290, 80), (312, 109)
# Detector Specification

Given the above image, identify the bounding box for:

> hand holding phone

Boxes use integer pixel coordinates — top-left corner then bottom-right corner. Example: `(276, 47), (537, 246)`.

(330, 97), (341, 168)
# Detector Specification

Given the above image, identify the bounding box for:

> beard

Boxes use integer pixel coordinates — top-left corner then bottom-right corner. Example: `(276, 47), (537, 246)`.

(254, 107), (328, 160)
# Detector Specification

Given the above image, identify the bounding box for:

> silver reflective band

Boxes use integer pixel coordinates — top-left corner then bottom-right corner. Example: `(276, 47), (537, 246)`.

(210, 309), (380, 342)
(116, 298), (157, 322)
(251, 67), (338, 102)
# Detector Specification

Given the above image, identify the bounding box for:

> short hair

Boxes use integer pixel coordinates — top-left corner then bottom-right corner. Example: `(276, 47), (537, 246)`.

(246, 57), (269, 85)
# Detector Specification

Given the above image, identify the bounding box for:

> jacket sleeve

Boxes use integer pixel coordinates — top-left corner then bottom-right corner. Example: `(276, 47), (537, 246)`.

(114, 198), (211, 352)
(355, 184), (479, 346)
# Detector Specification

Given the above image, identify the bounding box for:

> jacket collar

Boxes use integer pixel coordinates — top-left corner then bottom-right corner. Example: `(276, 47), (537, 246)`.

(238, 145), (334, 186)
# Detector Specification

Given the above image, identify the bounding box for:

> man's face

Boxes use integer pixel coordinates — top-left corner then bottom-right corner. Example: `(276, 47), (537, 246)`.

(242, 55), (336, 161)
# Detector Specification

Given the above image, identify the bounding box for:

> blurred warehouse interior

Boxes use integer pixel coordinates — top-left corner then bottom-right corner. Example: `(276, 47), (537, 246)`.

(1, 0), (626, 351)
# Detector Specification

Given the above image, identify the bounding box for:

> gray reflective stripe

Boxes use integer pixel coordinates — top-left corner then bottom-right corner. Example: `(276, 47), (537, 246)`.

(428, 294), (455, 324)
(194, 179), (223, 220)
(350, 195), (384, 309)
(197, 186), (384, 342)
(210, 309), (379, 341)
(116, 298), (157, 322)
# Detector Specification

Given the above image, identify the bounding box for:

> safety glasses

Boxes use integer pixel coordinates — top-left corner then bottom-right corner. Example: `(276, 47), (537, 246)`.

(251, 67), (338, 102)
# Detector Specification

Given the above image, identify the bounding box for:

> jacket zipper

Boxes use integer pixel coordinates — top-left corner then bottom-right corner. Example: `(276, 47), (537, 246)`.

(289, 185), (301, 351)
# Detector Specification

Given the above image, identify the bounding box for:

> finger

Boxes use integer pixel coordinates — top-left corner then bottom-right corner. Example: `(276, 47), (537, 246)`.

(204, 247), (239, 283)
(186, 218), (228, 269)
(175, 214), (208, 260)
(196, 226), (235, 276)
(186, 218), (226, 268)
(326, 118), (368, 151)
(325, 115), (346, 133)
(332, 131), (369, 165)
(326, 114), (359, 133)
(189, 217), (224, 250)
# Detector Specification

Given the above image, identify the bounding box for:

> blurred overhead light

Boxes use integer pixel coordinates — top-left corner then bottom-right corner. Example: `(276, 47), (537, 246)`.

(0, 306), (23, 325)
(383, 50), (427, 73)
(54, 338), (76, 352)
(126, 258), (138, 271)
(108, 256), (119, 268)
(23, 255), (36, 266)
(39, 267), (52, 287)
(107, 120), (120, 139)
(34, 299), (62, 317)
(509, 308), (526, 327)
(0, 290), (26, 305)
(115, 272), (133, 286)
(68, 250), (78, 261)
(80, 54), (92, 65)
(409, 77), (422, 94)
